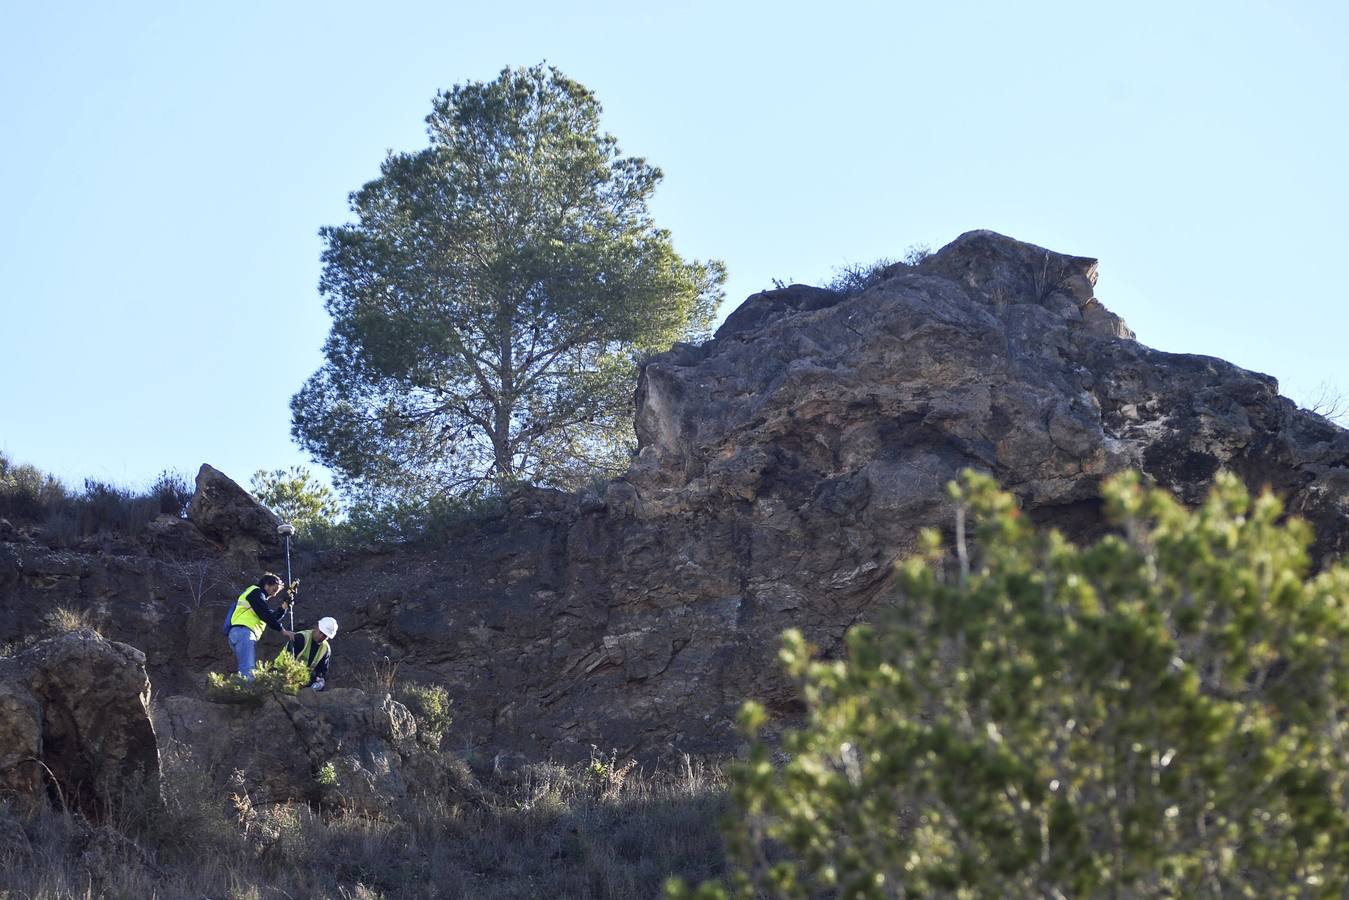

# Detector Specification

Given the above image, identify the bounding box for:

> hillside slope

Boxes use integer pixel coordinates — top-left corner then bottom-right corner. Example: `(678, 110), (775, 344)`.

(3, 230), (1346, 764)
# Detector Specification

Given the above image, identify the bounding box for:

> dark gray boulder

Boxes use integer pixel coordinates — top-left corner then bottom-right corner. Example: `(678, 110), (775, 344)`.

(0, 631), (160, 819)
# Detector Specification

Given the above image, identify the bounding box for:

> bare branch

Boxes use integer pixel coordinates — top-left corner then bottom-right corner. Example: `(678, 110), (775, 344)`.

(1303, 381), (1348, 426)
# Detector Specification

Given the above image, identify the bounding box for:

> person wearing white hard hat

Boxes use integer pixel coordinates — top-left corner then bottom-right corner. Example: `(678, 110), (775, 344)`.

(277, 616), (338, 691)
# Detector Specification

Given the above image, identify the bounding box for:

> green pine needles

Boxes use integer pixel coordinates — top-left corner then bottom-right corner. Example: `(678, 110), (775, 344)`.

(207, 650), (314, 703)
(672, 470), (1349, 899)
(292, 63), (725, 503)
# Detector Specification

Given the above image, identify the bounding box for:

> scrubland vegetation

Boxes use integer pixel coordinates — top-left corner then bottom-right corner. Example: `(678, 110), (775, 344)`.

(4, 457), (1347, 898)
(0, 451), (506, 549)
(0, 451), (192, 544)
(672, 471), (1349, 898)
(0, 744), (729, 900)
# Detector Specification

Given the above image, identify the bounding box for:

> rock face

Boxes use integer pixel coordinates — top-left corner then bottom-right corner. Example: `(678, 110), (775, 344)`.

(2, 230), (1347, 765)
(0, 631), (159, 818)
(155, 689), (421, 814)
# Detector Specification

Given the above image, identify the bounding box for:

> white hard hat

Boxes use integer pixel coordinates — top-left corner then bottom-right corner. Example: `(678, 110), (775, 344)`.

(317, 617), (338, 640)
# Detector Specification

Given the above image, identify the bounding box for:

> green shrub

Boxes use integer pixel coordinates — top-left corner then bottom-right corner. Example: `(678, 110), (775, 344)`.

(304, 492), (507, 548)
(315, 761), (339, 788)
(0, 451), (69, 522)
(250, 466), (341, 533)
(672, 470), (1349, 899)
(396, 683), (454, 749)
(150, 469), (193, 517)
(207, 651), (313, 703)
(582, 747), (639, 802)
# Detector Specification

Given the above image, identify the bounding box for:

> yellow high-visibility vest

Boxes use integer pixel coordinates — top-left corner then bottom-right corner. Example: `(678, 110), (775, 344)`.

(229, 585), (268, 640)
(278, 629), (330, 670)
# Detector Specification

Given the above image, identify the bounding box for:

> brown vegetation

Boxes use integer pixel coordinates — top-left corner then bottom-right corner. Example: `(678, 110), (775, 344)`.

(0, 741), (728, 899)
(0, 452), (192, 544)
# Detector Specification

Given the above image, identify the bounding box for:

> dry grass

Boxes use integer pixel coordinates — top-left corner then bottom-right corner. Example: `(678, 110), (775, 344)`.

(353, 653), (402, 694)
(42, 606), (100, 637)
(0, 742), (730, 899)
(0, 454), (193, 545)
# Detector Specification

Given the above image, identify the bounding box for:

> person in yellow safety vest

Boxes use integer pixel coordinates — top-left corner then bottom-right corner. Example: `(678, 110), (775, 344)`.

(278, 616), (338, 691)
(222, 572), (295, 681)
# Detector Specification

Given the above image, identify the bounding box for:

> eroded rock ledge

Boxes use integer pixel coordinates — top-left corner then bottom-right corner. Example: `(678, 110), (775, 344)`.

(2, 231), (1346, 765)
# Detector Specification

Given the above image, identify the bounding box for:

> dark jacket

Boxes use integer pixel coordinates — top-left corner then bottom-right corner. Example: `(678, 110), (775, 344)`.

(283, 629), (331, 683)
(222, 583), (289, 635)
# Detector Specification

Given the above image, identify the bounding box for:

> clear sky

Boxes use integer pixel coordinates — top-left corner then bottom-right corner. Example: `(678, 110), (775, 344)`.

(2, 0), (1345, 494)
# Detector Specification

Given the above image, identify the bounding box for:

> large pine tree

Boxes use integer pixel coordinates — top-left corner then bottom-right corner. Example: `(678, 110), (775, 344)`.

(293, 64), (724, 501)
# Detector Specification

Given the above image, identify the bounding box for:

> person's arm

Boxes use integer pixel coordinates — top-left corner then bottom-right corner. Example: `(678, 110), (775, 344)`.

(309, 651), (330, 690)
(246, 588), (291, 634)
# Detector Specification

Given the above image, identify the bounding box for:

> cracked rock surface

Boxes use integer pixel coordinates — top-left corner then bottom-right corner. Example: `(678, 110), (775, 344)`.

(155, 688), (419, 813)
(0, 631), (159, 819)
(2, 230), (1347, 765)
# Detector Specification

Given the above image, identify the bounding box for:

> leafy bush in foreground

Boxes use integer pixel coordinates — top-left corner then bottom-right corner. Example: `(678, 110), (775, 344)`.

(673, 470), (1349, 899)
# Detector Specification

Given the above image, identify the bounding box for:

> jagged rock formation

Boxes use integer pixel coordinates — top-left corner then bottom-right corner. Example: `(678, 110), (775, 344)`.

(187, 463), (282, 556)
(2, 231), (1347, 766)
(0, 631), (159, 818)
(155, 688), (429, 814)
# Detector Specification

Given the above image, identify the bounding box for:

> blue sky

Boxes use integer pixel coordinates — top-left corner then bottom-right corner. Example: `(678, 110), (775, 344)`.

(2, 1), (1345, 494)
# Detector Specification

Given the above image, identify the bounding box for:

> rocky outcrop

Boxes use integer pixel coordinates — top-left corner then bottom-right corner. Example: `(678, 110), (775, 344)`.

(632, 231), (1348, 557)
(155, 688), (421, 814)
(0, 631), (159, 819)
(296, 230), (1347, 760)
(2, 230), (1347, 766)
(187, 464), (281, 555)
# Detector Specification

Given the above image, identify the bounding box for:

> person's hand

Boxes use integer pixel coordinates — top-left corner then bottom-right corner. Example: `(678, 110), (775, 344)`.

(282, 629), (296, 640)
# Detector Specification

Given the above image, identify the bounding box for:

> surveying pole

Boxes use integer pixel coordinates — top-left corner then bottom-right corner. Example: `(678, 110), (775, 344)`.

(278, 523), (296, 631)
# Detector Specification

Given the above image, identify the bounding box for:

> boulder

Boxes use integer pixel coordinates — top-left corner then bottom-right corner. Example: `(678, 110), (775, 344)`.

(187, 464), (281, 555)
(0, 631), (160, 819)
